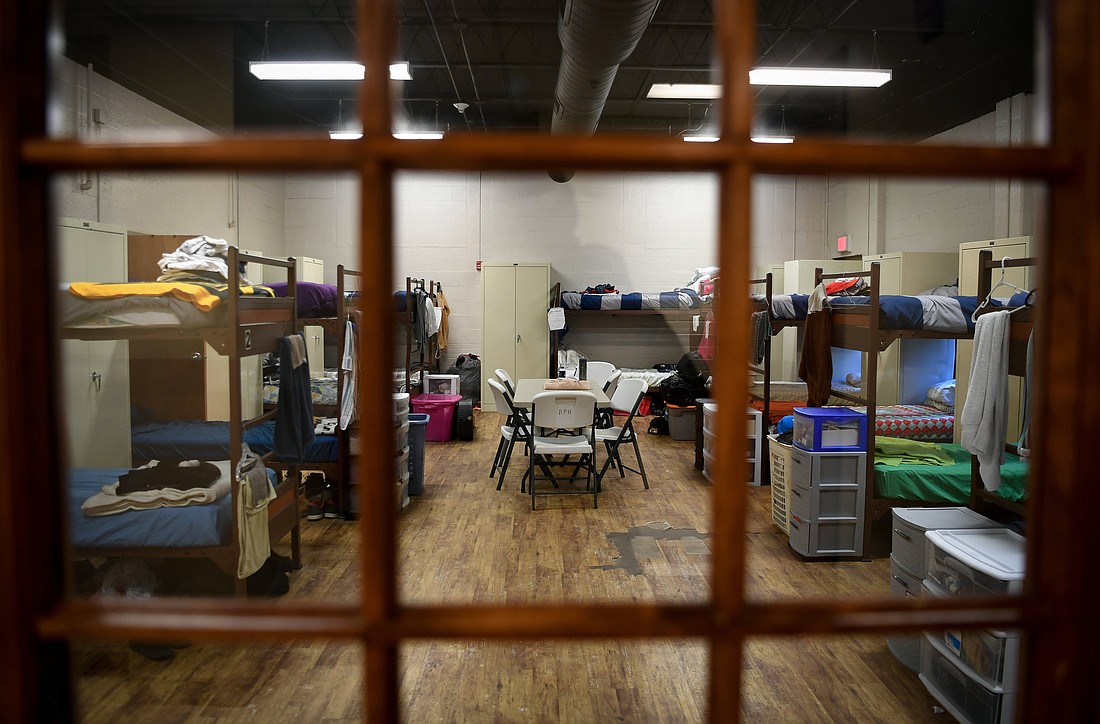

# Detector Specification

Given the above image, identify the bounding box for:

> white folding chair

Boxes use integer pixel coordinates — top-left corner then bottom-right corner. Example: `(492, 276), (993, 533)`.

(527, 390), (598, 509)
(494, 368), (517, 398)
(594, 378), (650, 491)
(585, 360), (616, 391)
(487, 378), (531, 491)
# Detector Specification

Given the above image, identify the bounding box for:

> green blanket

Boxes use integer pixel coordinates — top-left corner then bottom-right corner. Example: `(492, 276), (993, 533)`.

(874, 442), (1028, 504)
(874, 436), (955, 467)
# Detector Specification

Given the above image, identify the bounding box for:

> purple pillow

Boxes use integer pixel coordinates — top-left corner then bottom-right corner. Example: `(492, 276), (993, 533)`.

(266, 281), (338, 317)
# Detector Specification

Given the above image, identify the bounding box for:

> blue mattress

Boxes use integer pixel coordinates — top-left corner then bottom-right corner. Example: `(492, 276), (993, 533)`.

(132, 420), (338, 463)
(69, 467), (237, 548)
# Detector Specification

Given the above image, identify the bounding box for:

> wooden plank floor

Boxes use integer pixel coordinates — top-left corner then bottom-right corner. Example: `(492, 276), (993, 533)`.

(72, 411), (942, 722)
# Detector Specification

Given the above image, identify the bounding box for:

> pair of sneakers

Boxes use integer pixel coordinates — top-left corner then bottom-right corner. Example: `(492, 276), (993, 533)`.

(306, 481), (339, 521)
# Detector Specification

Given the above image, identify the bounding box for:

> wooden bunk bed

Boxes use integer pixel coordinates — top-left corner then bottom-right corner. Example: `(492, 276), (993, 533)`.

(805, 257), (1032, 556)
(549, 283), (708, 386)
(62, 248), (303, 596)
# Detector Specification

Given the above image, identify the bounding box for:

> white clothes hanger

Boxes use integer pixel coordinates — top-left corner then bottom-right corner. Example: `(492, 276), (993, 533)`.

(971, 256), (1034, 322)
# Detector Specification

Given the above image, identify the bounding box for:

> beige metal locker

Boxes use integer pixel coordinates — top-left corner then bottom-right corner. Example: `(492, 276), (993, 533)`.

(956, 237), (1032, 444)
(861, 252), (959, 405)
(779, 258), (861, 381)
(58, 218), (132, 467)
(481, 263), (551, 411)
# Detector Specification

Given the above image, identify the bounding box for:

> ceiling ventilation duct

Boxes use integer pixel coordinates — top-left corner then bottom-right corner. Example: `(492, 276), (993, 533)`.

(548, 0), (661, 182)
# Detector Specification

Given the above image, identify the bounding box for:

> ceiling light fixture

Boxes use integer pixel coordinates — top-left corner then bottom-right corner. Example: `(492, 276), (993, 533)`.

(749, 67), (892, 87)
(329, 131), (444, 140)
(249, 61), (413, 81)
(750, 135), (795, 143)
(649, 67), (892, 99)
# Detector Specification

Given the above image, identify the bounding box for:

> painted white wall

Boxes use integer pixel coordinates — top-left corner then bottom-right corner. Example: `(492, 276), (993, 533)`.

(825, 94), (1038, 259)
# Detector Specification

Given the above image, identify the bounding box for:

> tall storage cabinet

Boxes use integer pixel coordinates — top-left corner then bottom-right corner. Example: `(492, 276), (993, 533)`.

(481, 263), (551, 411)
(58, 218), (132, 467)
(955, 237), (1031, 444)
(861, 252), (959, 405)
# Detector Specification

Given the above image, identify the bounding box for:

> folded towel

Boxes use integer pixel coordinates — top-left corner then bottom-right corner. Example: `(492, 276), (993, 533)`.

(288, 334), (307, 369)
(82, 460), (232, 517)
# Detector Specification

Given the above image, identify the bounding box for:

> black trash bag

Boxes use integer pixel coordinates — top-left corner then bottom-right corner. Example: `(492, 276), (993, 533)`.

(446, 353), (482, 405)
(676, 351), (710, 387)
(659, 374), (708, 408)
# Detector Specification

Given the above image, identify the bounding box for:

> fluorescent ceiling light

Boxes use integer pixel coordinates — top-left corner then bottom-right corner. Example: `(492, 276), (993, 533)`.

(392, 131), (443, 140)
(250, 61), (413, 81)
(749, 67), (892, 88)
(682, 135), (796, 143)
(648, 68), (891, 98)
(330, 131), (444, 140)
(389, 62), (413, 81)
(648, 83), (721, 100)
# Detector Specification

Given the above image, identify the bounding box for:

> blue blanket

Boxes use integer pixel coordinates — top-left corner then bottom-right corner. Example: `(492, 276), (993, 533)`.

(562, 289), (701, 311)
(69, 467), (264, 549)
(770, 293), (992, 333)
(132, 420), (338, 463)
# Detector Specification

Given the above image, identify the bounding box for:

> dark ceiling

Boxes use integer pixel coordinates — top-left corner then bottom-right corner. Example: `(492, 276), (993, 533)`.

(61, 0), (1037, 140)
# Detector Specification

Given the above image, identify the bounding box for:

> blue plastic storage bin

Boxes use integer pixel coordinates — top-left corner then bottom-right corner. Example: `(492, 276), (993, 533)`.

(792, 406), (867, 452)
(407, 413), (430, 494)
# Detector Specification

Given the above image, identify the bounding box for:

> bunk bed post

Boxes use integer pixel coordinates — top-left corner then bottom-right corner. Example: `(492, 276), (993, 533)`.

(862, 262), (880, 560)
(226, 247), (246, 596)
(763, 272), (773, 439)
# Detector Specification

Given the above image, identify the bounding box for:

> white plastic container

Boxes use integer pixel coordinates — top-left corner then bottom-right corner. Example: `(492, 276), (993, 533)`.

(892, 507), (1000, 581)
(925, 528), (1026, 597)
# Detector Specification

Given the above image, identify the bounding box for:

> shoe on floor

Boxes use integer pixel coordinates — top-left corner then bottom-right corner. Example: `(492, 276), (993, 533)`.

(305, 494), (324, 521)
(322, 487), (340, 519)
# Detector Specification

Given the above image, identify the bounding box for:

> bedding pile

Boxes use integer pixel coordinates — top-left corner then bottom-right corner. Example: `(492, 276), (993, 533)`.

(81, 460), (232, 517)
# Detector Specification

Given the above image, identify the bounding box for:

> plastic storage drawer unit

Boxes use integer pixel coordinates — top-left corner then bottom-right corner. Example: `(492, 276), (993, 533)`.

(792, 406), (867, 452)
(886, 555), (925, 672)
(920, 633), (1016, 724)
(925, 528), (1026, 597)
(922, 580), (1020, 692)
(892, 507), (1000, 583)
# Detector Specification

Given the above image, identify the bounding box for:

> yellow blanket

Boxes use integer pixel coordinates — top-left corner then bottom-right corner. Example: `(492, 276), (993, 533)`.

(68, 281), (269, 311)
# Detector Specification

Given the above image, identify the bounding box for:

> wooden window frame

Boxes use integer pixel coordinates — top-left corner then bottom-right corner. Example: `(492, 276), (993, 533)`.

(2, 0), (1099, 721)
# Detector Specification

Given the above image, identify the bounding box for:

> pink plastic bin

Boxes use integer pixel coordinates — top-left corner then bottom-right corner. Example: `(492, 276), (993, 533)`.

(411, 394), (463, 441)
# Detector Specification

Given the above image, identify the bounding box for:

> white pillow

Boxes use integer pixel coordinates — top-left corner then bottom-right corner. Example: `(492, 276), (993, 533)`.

(926, 379), (956, 406)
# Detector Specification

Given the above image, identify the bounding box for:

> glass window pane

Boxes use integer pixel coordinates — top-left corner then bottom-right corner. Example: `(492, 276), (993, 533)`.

(755, 1), (1043, 145)
(401, 640), (707, 721)
(54, 1), (361, 138)
(394, 0), (715, 138)
(54, 171), (363, 603)
(73, 640), (363, 719)
(742, 634), (949, 721)
(749, 174), (1041, 600)
(394, 170), (717, 605)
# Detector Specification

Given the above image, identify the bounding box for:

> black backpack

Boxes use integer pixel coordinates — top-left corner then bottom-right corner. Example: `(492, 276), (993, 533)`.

(676, 351), (710, 387)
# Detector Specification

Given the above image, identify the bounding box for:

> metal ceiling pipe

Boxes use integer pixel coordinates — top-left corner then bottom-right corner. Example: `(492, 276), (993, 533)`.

(548, 0), (661, 182)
